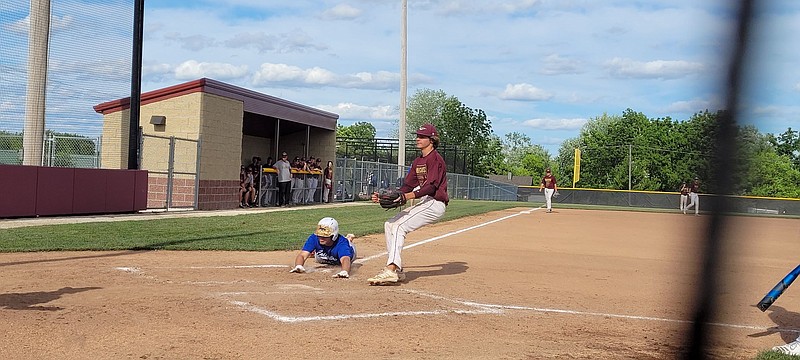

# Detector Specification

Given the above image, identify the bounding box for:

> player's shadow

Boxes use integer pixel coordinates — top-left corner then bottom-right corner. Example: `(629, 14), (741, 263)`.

(748, 305), (800, 343)
(403, 261), (468, 282)
(0, 286), (102, 311)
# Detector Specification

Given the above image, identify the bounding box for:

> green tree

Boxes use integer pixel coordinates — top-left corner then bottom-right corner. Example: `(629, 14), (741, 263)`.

(741, 150), (800, 198)
(402, 88), (499, 176)
(401, 89), (451, 140)
(767, 128), (800, 170)
(336, 122), (376, 139)
(499, 132), (551, 178)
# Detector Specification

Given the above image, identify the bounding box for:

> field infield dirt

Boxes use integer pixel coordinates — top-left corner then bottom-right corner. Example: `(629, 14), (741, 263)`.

(1, 207), (799, 359)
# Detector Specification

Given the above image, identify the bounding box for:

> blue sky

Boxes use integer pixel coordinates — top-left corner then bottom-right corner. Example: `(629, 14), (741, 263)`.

(1, 0), (799, 155)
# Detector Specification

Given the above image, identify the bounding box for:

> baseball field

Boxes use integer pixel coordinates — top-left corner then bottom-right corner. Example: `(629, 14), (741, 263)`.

(1, 204), (798, 359)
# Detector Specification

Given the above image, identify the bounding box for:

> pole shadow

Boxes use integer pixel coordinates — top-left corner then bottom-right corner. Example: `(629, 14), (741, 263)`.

(0, 286), (102, 311)
(748, 305), (800, 343)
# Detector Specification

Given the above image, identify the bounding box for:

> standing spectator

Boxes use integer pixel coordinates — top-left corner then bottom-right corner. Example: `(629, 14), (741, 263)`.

(367, 123), (448, 285)
(305, 156), (321, 203)
(292, 156), (308, 205)
(323, 160), (334, 203)
(250, 156), (263, 205)
(684, 177), (701, 216)
(538, 168), (558, 213)
(679, 180), (690, 212)
(273, 152), (292, 207)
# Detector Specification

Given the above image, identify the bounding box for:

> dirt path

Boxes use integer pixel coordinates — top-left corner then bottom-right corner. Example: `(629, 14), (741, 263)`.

(1, 208), (798, 359)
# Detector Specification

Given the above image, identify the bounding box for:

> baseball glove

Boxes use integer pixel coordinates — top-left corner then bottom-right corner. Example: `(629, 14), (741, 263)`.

(378, 191), (406, 210)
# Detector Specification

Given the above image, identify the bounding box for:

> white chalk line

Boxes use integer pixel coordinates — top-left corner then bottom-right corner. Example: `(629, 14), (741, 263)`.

(227, 287), (799, 333)
(355, 208), (539, 264)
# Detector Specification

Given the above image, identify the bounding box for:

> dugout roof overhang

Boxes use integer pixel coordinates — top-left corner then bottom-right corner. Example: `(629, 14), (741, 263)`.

(92, 78), (339, 130)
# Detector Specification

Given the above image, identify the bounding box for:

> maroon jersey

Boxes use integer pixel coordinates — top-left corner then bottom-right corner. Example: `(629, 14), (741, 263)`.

(690, 181), (701, 193)
(400, 149), (449, 205)
(541, 174), (557, 189)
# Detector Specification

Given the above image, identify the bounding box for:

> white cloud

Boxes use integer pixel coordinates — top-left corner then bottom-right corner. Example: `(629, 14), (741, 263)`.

(605, 58), (705, 79)
(795, 82), (800, 91)
(252, 63), (398, 90)
(317, 103), (397, 120)
(523, 118), (587, 130)
(6, 15), (74, 33)
(143, 63), (173, 77)
(499, 83), (553, 101)
(427, 0), (542, 16)
(174, 60), (249, 81)
(536, 136), (565, 146)
(224, 32), (276, 53)
(164, 33), (218, 51)
(664, 98), (722, 114)
(320, 4), (363, 20)
(540, 54), (582, 75)
(224, 29), (326, 54)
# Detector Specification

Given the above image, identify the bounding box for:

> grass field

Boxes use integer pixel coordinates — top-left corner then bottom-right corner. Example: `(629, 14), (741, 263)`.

(0, 199), (523, 252)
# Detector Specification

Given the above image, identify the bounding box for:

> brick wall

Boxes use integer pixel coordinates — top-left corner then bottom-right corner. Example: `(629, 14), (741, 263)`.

(197, 179), (240, 210)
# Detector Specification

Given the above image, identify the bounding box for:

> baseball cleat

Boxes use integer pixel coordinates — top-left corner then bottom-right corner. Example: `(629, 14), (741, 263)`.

(367, 268), (400, 285)
(774, 340), (800, 355)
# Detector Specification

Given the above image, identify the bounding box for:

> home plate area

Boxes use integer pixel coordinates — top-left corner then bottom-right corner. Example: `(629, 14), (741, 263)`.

(114, 264), (513, 324)
(220, 287), (506, 323)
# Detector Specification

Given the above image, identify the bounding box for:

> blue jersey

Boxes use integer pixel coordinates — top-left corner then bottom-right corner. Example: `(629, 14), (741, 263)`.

(301, 234), (355, 265)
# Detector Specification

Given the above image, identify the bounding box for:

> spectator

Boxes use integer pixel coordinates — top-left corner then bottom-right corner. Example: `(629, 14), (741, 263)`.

(305, 156), (320, 203)
(323, 160), (334, 203)
(292, 156), (308, 205)
(240, 167), (255, 208)
(273, 152), (292, 207)
(289, 217), (356, 278)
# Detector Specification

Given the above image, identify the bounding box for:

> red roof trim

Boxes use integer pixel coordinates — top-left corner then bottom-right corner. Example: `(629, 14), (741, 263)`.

(93, 79), (207, 115)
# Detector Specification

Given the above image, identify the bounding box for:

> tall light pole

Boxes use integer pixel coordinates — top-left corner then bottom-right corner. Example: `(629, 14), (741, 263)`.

(23, 0), (51, 166)
(398, 0), (407, 177)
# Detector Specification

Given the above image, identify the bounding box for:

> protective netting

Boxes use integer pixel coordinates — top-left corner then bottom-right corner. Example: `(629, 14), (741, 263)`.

(0, 0), (133, 138)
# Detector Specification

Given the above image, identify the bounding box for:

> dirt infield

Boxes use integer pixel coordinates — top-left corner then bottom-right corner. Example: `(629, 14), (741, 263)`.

(1, 208), (799, 359)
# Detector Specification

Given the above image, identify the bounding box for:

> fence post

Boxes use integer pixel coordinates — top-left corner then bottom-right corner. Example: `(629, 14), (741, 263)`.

(194, 137), (202, 210)
(166, 136), (175, 210)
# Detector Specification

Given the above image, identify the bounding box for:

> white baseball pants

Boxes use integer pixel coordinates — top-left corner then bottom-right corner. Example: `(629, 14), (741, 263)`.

(544, 188), (555, 210)
(384, 196), (446, 270)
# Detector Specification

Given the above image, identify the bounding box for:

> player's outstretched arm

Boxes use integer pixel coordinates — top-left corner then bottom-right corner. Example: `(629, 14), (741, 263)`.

(290, 251), (311, 273)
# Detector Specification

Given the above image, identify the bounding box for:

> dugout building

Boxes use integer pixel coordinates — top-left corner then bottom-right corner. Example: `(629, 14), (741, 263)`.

(94, 78), (339, 210)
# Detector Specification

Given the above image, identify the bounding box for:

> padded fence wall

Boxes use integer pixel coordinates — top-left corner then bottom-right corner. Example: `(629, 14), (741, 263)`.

(518, 187), (800, 216)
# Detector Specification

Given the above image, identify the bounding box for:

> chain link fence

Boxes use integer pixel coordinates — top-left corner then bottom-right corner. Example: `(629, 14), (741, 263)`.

(333, 158), (517, 202)
(141, 134), (200, 210)
(0, 133), (100, 168)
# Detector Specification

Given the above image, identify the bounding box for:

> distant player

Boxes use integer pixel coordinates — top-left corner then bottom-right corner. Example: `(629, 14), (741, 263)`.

(539, 168), (558, 213)
(289, 217), (356, 278)
(684, 177), (700, 215)
(367, 123), (449, 285)
(679, 180), (689, 212)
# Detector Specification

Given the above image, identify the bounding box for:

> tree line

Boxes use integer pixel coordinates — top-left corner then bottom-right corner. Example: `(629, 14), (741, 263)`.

(337, 89), (800, 198)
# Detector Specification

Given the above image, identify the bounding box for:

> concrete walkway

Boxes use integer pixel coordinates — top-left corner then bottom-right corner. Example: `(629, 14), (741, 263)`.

(0, 202), (370, 230)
